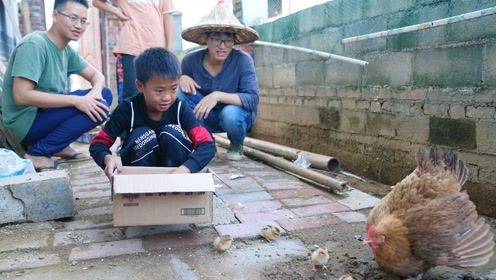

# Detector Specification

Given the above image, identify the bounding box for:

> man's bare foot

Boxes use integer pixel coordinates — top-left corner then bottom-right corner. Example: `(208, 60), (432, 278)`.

(24, 154), (57, 171)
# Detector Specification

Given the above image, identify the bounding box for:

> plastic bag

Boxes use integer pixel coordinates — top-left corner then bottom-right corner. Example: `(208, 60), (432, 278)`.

(0, 148), (36, 178)
(293, 154), (311, 169)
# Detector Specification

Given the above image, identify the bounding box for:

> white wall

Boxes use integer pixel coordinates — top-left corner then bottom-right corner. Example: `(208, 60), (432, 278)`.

(242, 0), (268, 26)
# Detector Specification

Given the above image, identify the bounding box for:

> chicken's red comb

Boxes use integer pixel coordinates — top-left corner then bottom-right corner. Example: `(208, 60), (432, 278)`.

(365, 225), (376, 239)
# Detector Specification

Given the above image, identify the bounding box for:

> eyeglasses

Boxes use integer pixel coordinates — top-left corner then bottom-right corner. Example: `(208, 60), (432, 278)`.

(209, 37), (235, 47)
(57, 11), (90, 26)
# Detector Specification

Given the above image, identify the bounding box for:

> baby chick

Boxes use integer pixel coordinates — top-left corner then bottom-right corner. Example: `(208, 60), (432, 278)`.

(260, 225), (281, 243)
(213, 235), (233, 253)
(311, 246), (329, 272)
(338, 274), (353, 280)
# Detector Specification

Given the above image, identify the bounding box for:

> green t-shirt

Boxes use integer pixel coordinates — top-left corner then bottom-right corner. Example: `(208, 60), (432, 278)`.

(2, 31), (88, 142)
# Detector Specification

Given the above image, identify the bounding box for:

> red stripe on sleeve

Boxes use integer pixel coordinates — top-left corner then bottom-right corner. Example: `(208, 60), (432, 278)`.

(90, 130), (116, 148)
(188, 125), (213, 149)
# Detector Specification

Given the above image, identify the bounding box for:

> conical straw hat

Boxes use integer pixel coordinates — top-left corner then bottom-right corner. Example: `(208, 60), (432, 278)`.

(181, 0), (259, 45)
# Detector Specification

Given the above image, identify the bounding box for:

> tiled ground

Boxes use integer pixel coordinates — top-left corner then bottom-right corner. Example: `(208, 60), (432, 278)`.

(0, 141), (380, 275)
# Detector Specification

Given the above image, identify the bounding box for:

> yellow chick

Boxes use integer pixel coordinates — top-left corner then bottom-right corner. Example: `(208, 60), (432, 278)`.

(260, 225), (281, 243)
(311, 246), (329, 272)
(213, 235), (234, 253)
(338, 275), (353, 280)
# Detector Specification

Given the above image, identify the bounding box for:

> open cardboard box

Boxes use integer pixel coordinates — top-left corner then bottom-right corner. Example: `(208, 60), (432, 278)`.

(111, 166), (215, 226)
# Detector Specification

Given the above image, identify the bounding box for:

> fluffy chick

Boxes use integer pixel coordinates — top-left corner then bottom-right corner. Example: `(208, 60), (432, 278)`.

(260, 225), (281, 243)
(311, 246), (329, 272)
(213, 235), (233, 253)
(338, 274), (354, 280)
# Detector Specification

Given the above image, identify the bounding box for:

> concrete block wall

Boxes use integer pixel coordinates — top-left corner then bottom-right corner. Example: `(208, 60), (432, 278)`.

(251, 0), (496, 217)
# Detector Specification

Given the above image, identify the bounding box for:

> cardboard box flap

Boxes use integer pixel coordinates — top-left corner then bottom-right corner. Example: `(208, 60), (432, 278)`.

(120, 166), (176, 175)
(113, 173), (215, 194)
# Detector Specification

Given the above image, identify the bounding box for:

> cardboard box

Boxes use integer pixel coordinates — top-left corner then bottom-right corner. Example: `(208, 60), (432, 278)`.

(111, 166), (214, 226)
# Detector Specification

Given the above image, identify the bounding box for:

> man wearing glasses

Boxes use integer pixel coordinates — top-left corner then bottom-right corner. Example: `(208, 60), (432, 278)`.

(179, 1), (259, 161)
(2, 0), (113, 172)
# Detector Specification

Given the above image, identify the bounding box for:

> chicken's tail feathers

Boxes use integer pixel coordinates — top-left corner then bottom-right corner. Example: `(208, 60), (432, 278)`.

(416, 145), (444, 174)
(442, 149), (468, 186)
(416, 146), (468, 186)
(450, 217), (495, 268)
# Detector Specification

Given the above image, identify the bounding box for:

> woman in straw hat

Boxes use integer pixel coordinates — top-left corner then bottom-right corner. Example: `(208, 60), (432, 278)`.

(178, 0), (259, 161)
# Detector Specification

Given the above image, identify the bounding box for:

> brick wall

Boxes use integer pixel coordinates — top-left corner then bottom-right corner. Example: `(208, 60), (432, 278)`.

(252, 0), (496, 217)
(18, 0), (46, 36)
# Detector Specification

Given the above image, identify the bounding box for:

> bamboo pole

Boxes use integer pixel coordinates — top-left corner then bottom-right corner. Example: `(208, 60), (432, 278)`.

(216, 133), (340, 172)
(214, 136), (347, 193)
(254, 41), (369, 66)
(341, 6), (496, 44)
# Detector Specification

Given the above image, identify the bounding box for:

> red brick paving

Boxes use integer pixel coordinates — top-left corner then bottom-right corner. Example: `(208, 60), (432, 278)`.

(219, 176), (258, 187)
(291, 202), (350, 218)
(261, 181), (305, 191)
(235, 208), (296, 223)
(228, 200), (284, 213)
(280, 195), (332, 208)
(269, 187), (324, 199)
(276, 214), (343, 231)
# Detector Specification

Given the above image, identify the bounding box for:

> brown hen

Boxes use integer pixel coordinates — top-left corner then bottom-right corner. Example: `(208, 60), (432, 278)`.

(363, 146), (494, 277)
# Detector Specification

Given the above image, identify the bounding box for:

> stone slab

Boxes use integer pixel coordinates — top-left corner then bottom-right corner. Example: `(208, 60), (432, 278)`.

(215, 221), (286, 239)
(0, 252), (61, 272)
(0, 222), (52, 253)
(0, 170), (75, 224)
(143, 227), (218, 251)
(68, 239), (145, 261)
(332, 211), (368, 223)
(335, 187), (381, 210)
(53, 228), (124, 246)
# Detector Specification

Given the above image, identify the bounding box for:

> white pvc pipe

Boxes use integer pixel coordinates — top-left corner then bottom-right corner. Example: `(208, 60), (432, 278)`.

(254, 41), (369, 66)
(341, 6), (496, 44)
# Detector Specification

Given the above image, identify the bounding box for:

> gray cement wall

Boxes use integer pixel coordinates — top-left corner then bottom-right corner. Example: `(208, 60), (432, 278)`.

(250, 0), (496, 217)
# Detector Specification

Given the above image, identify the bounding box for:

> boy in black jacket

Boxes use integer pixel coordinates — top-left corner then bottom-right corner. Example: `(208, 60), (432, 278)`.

(90, 48), (215, 179)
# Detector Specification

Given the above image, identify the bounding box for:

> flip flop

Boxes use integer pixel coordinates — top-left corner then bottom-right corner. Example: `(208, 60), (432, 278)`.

(56, 152), (92, 163)
(35, 162), (59, 172)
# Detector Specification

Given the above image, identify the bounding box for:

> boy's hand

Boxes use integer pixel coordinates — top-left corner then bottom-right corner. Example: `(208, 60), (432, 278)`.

(172, 165), (191, 174)
(103, 155), (123, 179)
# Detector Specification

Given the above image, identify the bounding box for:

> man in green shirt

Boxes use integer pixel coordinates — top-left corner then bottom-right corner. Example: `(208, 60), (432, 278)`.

(2, 0), (112, 172)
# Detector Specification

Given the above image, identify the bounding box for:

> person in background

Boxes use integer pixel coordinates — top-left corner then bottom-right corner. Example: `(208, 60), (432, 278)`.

(89, 47), (216, 179)
(1, 0), (112, 172)
(179, 0), (259, 161)
(92, 0), (176, 103)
